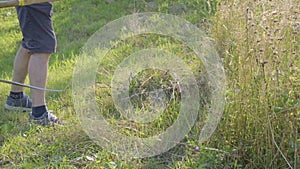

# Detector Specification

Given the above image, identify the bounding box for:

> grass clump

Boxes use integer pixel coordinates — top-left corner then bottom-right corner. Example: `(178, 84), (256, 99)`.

(210, 0), (300, 168)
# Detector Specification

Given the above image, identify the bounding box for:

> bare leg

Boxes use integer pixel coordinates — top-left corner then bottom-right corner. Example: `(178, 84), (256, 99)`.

(28, 53), (51, 107)
(11, 46), (31, 92)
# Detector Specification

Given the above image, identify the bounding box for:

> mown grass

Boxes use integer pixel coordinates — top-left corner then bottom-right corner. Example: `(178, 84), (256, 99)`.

(0, 0), (299, 168)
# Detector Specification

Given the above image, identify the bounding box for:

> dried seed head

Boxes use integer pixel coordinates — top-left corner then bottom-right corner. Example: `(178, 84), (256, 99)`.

(274, 28), (281, 33)
(277, 37), (284, 41)
(262, 60), (269, 65)
(272, 11), (278, 15)
(293, 16), (298, 20)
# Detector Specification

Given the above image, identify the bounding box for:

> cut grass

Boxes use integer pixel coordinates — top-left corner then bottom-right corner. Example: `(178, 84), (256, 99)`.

(0, 0), (222, 168)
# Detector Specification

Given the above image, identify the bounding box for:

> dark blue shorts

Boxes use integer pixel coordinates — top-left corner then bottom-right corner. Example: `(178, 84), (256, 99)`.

(16, 3), (57, 53)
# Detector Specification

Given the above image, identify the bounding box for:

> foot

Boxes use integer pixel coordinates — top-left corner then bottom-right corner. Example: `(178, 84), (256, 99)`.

(29, 110), (62, 126)
(4, 94), (32, 111)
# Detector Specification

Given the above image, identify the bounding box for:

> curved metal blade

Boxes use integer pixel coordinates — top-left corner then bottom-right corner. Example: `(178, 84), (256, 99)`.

(0, 79), (64, 92)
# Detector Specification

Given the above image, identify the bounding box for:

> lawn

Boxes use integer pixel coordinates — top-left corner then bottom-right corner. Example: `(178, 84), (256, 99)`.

(0, 0), (299, 168)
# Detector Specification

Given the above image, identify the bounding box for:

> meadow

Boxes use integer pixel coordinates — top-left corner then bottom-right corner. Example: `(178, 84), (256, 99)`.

(0, 0), (299, 168)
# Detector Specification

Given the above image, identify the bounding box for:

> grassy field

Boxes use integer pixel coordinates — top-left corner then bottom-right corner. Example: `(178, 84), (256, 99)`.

(0, 0), (299, 168)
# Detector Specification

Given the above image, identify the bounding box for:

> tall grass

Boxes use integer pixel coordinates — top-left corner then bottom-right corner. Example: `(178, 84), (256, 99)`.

(210, 0), (300, 168)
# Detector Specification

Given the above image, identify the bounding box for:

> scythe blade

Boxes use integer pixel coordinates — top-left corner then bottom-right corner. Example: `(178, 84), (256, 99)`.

(0, 79), (64, 92)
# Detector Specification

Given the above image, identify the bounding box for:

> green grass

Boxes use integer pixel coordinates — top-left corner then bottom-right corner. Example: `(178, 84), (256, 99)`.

(0, 0), (299, 168)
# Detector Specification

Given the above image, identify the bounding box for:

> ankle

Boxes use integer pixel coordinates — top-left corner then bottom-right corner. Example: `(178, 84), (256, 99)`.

(10, 91), (24, 99)
(32, 105), (47, 117)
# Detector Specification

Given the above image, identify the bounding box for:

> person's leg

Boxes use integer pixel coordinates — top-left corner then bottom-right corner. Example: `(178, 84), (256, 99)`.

(28, 53), (50, 107)
(28, 53), (61, 125)
(4, 45), (32, 111)
(11, 45), (31, 92)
